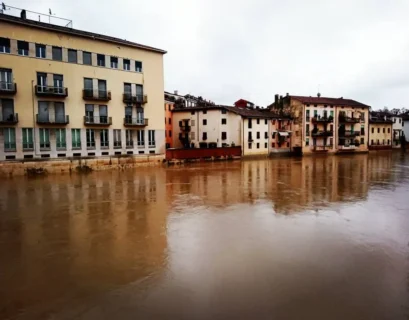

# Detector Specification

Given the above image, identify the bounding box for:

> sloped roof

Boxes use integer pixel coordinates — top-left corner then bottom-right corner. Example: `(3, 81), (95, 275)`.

(0, 13), (166, 54)
(289, 95), (370, 108)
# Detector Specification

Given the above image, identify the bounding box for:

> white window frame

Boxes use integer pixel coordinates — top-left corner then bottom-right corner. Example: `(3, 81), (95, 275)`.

(4, 127), (16, 150)
(113, 129), (122, 148)
(56, 128), (66, 149)
(148, 130), (155, 147)
(100, 129), (109, 148)
(39, 128), (50, 149)
(72, 129), (81, 149)
(22, 128), (34, 150)
(86, 129), (95, 148)
(136, 130), (145, 147)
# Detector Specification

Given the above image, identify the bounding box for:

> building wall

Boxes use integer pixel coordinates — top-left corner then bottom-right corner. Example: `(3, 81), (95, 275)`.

(242, 118), (269, 156)
(403, 120), (409, 142)
(0, 20), (165, 160)
(164, 102), (174, 148)
(368, 123), (393, 148)
(269, 119), (292, 153)
(391, 116), (403, 148)
(172, 109), (242, 149)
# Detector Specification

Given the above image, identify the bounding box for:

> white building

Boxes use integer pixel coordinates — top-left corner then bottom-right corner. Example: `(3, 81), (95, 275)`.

(391, 115), (404, 148)
(402, 113), (409, 142)
(171, 105), (292, 156)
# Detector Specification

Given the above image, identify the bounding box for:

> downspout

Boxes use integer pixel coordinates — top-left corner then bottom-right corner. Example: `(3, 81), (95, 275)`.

(32, 80), (40, 156)
(242, 117), (244, 156)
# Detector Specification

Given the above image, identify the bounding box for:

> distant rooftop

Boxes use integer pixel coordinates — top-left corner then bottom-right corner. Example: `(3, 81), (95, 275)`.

(288, 95), (370, 108)
(0, 5), (166, 54)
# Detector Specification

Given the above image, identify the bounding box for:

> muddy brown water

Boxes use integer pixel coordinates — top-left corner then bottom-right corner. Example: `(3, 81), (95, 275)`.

(1, 153), (408, 320)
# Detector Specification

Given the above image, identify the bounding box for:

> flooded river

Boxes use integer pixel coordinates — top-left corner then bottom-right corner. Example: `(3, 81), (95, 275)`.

(1, 153), (409, 319)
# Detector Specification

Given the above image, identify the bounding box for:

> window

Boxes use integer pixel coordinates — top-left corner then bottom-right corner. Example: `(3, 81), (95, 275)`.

(272, 142), (275, 148)
(382, 139), (385, 145)
(265, 119), (268, 125)
(53, 74), (64, 92)
(191, 132), (195, 140)
(39, 128), (50, 149)
(100, 129), (109, 148)
(148, 130), (156, 147)
(330, 110), (334, 118)
(126, 130), (133, 147)
(388, 128), (390, 133)
(306, 124), (310, 136)
(265, 143), (267, 148)
(306, 138), (309, 146)
(221, 109), (227, 114)
(114, 129), (122, 148)
(377, 128), (380, 133)
(86, 129), (95, 148)
(360, 138), (364, 145)
(137, 130), (145, 146)
(264, 132), (268, 139)
(56, 129), (66, 149)
(372, 127), (374, 134)
(248, 143), (252, 149)
(22, 128), (34, 150)
(306, 110), (310, 121)
(257, 132), (260, 139)
(256, 143), (260, 149)
(83, 51), (92, 65)
(191, 111), (195, 115)
(203, 110), (207, 114)
(383, 128), (385, 133)
(371, 139), (374, 145)
(257, 119), (260, 125)
(361, 125), (365, 135)
(72, 129), (81, 149)
(123, 59), (130, 70)
(314, 110), (318, 118)
(221, 132), (227, 140)
(4, 128), (16, 150)
(17, 41), (29, 56)
(203, 119), (207, 125)
(221, 118), (227, 125)
(0, 69), (13, 90)
(35, 44), (46, 58)
(97, 54), (105, 67)
(52, 46), (62, 61)
(248, 131), (252, 140)
(248, 119), (252, 129)
(68, 49), (77, 63)
(135, 61), (142, 72)
(169, 130), (172, 137)
(168, 118), (172, 125)
(110, 56), (118, 68)
(202, 132), (207, 140)
(394, 118), (396, 123)
(0, 37), (11, 53)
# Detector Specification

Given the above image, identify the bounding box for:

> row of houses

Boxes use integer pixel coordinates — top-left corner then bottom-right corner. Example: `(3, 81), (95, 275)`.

(165, 93), (407, 157)
(0, 7), (406, 161)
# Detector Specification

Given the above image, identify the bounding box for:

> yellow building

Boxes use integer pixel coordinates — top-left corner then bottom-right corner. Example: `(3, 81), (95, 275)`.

(368, 112), (393, 150)
(270, 94), (370, 154)
(0, 10), (166, 160)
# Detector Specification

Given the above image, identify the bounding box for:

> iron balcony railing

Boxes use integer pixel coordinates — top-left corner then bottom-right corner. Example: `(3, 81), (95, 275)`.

(35, 85), (68, 97)
(36, 114), (69, 124)
(338, 115), (361, 123)
(123, 117), (148, 126)
(0, 113), (18, 124)
(82, 89), (112, 101)
(123, 93), (148, 104)
(312, 130), (333, 137)
(340, 131), (360, 137)
(179, 124), (191, 132)
(311, 115), (334, 123)
(0, 81), (17, 95)
(84, 116), (112, 125)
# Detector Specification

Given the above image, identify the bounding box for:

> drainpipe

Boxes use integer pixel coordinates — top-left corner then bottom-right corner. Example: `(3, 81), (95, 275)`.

(242, 118), (244, 156)
(32, 80), (40, 156)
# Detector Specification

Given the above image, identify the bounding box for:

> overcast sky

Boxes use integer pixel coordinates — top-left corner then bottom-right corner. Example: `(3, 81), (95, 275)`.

(7, 0), (409, 108)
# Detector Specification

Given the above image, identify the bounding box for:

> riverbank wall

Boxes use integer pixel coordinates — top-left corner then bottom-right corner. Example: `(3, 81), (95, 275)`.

(0, 154), (165, 177)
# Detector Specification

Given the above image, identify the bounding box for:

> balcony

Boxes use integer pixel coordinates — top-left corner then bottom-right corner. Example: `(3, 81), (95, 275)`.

(82, 89), (111, 101)
(180, 125), (191, 132)
(339, 131), (360, 138)
(36, 114), (69, 125)
(35, 85), (68, 98)
(338, 145), (357, 151)
(84, 116), (112, 126)
(123, 117), (148, 127)
(338, 115), (361, 123)
(0, 113), (18, 125)
(123, 93), (148, 104)
(312, 145), (333, 152)
(311, 116), (333, 123)
(0, 82), (17, 95)
(312, 130), (333, 137)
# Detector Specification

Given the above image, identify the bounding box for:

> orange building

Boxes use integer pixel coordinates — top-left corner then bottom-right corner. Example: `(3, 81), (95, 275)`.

(164, 99), (174, 148)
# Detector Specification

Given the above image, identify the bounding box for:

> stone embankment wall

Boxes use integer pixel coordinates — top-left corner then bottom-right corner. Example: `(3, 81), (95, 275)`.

(0, 155), (165, 177)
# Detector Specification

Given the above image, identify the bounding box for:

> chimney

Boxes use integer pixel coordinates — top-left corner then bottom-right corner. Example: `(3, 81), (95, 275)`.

(317, 92), (321, 98)
(274, 94), (279, 105)
(286, 93), (289, 97)
(174, 90), (178, 95)
(21, 9), (27, 19)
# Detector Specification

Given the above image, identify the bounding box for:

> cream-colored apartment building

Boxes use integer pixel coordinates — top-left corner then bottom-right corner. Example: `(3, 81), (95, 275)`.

(270, 94), (370, 154)
(0, 11), (166, 161)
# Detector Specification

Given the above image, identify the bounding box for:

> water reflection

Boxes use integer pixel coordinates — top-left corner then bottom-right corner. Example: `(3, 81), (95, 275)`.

(0, 153), (408, 319)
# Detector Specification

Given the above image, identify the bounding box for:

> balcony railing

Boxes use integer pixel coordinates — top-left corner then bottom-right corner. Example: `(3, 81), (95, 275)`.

(311, 116), (333, 123)
(35, 85), (68, 98)
(180, 125), (191, 132)
(123, 93), (148, 104)
(339, 115), (361, 123)
(84, 116), (112, 126)
(339, 131), (360, 137)
(82, 89), (112, 101)
(124, 117), (148, 127)
(312, 130), (333, 137)
(0, 113), (18, 124)
(36, 114), (69, 125)
(0, 81), (17, 95)
(312, 145), (333, 152)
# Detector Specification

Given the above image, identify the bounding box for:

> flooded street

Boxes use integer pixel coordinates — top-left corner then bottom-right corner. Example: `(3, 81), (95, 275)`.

(1, 153), (409, 320)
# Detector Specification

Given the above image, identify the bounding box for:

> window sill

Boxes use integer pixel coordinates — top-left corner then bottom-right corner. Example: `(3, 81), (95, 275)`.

(4, 149), (16, 152)
(40, 148), (51, 151)
(87, 147), (96, 150)
(57, 147), (67, 151)
(100, 146), (109, 149)
(113, 146), (122, 149)
(137, 145), (145, 149)
(23, 148), (34, 152)
(72, 147), (82, 150)
(148, 145), (156, 148)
